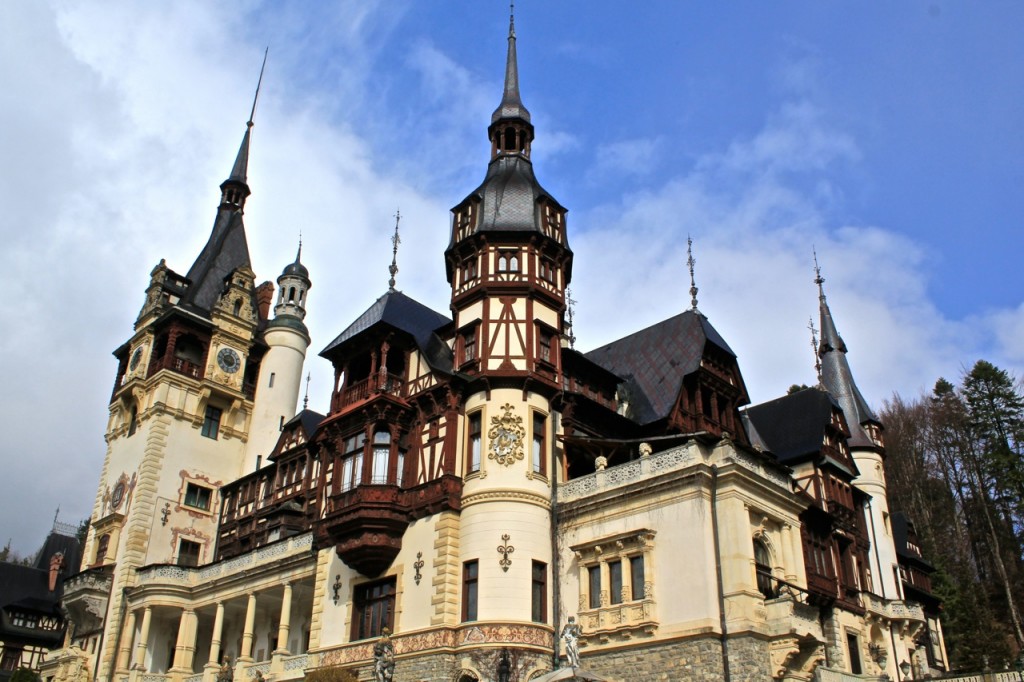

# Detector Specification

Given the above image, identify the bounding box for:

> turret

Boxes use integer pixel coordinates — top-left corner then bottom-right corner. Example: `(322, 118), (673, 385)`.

(248, 245), (313, 464)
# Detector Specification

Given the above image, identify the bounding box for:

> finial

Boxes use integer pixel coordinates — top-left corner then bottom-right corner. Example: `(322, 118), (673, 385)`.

(813, 247), (826, 302)
(303, 372), (311, 410)
(388, 209), (402, 292)
(809, 317), (822, 380)
(296, 232), (303, 263)
(509, 1), (515, 38)
(565, 287), (578, 350)
(248, 47), (269, 128)
(687, 235), (700, 312)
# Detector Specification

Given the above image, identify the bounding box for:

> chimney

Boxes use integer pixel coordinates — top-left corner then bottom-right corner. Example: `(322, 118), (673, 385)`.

(48, 552), (64, 592)
(256, 281), (275, 321)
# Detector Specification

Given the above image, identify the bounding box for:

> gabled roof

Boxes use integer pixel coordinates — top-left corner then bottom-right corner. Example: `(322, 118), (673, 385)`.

(584, 310), (736, 425)
(320, 291), (453, 374)
(283, 409), (325, 440)
(743, 387), (857, 477)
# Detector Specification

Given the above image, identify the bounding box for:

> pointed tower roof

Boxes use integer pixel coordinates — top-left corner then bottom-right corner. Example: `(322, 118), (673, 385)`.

(491, 8), (531, 124)
(281, 240), (309, 280)
(183, 55), (267, 313)
(183, 121), (255, 312)
(815, 259), (879, 448)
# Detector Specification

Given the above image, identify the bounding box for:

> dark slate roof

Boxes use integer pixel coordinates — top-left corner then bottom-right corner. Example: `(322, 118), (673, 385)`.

(0, 531), (79, 620)
(449, 155), (564, 246)
(891, 511), (934, 570)
(33, 532), (81, 574)
(744, 388), (837, 463)
(743, 387), (858, 477)
(183, 210), (252, 312)
(320, 291), (453, 374)
(284, 409), (325, 436)
(584, 310), (736, 425)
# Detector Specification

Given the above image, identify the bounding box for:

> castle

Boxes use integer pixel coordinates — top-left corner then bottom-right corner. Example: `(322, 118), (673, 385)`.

(39, 13), (946, 682)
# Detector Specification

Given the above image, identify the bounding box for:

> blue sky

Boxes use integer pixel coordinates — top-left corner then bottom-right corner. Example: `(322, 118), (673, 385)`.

(1, 1), (1021, 554)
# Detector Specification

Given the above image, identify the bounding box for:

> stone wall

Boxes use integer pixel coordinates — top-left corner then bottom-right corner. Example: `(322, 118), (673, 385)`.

(572, 635), (772, 682)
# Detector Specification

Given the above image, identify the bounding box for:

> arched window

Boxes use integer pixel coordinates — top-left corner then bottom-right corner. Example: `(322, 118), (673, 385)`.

(371, 430), (391, 484)
(503, 126), (517, 151)
(288, 286), (296, 303)
(127, 406), (138, 437)
(754, 538), (775, 598)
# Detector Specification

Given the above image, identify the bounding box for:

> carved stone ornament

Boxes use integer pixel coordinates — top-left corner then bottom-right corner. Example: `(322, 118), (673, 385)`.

(488, 403), (526, 467)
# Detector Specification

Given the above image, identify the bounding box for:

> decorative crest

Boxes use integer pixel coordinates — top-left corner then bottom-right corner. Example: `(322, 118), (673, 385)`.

(488, 403), (526, 467)
(565, 287), (578, 349)
(687, 235), (699, 312)
(388, 210), (402, 292)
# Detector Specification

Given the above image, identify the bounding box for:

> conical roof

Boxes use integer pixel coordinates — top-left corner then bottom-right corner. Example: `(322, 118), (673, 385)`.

(491, 12), (530, 124)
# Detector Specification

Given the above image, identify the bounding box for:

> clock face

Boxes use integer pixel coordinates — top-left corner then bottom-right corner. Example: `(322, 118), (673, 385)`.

(217, 347), (241, 374)
(129, 347), (143, 371)
(111, 481), (126, 509)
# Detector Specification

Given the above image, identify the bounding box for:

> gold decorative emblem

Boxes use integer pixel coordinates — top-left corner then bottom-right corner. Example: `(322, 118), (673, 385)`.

(488, 403), (525, 467)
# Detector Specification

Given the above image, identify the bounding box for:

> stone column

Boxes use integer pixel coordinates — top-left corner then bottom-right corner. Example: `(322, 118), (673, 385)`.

(621, 555), (633, 602)
(171, 608), (198, 673)
(781, 524), (797, 582)
(117, 610), (137, 672)
(134, 606), (152, 671)
(275, 583), (293, 654)
(208, 602), (225, 666)
(240, 593), (257, 661)
(577, 562), (589, 611)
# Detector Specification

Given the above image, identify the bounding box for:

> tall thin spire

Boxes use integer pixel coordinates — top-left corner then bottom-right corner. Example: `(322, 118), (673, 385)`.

(687, 235), (700, 313)
(228, 48), (268, 185)
(388, 210), (402, 292)
(303, 372), (311, 410)
(814, 250), (879, 447)
(491, 1), (530, 124)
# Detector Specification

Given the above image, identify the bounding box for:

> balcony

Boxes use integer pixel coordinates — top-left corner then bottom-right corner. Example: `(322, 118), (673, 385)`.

(62, 565), (114, 635)
(333, 373), (405, 412)
(317, 475), (462, 577)
(861, 593), (925, 625)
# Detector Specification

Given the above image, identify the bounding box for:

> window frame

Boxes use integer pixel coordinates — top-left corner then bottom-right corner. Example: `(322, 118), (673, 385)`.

(183, 482), (213, 511)
(177, 539), (201, 567)
(462, 560), (479, 622)
(531, 412), (547, 476)
(467, 411), (483, 474)
(352, 577), (397, 641)
(532, 560), (547, 623)
(201, 405), (222, 439)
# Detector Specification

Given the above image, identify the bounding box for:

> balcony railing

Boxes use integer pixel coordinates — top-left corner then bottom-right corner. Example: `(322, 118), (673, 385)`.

(338, 373), (405, 408)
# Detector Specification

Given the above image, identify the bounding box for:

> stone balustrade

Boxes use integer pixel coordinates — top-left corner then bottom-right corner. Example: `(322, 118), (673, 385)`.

(134, 534), (312, 587)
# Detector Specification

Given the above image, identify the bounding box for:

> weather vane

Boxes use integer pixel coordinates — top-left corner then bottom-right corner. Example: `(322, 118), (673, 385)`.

(808, 317), (821, 380)
(813, 247), (826, 302)
(687, 235), (699, 312)
(388, 209), (401, 292)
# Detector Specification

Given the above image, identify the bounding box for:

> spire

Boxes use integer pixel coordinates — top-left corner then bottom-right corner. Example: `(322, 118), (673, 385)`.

(687, 235), (700, 313)
(303, 372), (311, 410)
(388, 210), (401, 292)
(565, 287), (577, 349)
(492, 2), (531, 125)
(222, 48), (267, 199)
(808, 316), (821, 381)
(814, 251), (879, 446)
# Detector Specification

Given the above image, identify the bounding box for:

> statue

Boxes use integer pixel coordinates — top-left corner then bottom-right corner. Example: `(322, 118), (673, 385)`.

(217, 659), (233, 682)
(372, 629), (395, 682)
(560, 616), (582, 668)
(496, 648), (512, 682)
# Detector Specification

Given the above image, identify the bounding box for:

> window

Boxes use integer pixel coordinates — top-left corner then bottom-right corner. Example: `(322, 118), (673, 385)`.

(846, 632), (862, 675)
(269, 372), (276, 388)
(201, 406), (222, 439)
(538, 330), (553, 364)
(539, 258), (555, 283)
(754, 538), (775, 598)
(352, 578), (396, 640)
(127, 406), (138, 437)
(340, 433), (367, 492)
(184, 483), (212, 511)
(371, 430), (391, 484)
(468, 412), (482, 474)
(497, 251), (519, 273)
(95, 534), (110, 564)
(463, 560), (479, 622)
(396, 451), (405, 488)
(630, 555), (645, 600)
(532, 561), (547, 623)
(587, 565), (601, 609)
(1, 647), (23, 671)
(178, 539), (201, 567)
(11, 612), (39, 628)
(461, 258), (478, 283)
(532, 413), (546, 475)
(463, 328), (477, 364)
(609, 560), (623, 604)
